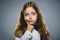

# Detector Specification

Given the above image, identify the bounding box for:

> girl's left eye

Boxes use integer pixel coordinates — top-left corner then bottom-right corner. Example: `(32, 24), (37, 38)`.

(32, 13), (36, 15)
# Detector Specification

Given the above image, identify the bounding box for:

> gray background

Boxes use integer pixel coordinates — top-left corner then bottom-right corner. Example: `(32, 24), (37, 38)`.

(0, 0), (60, 40)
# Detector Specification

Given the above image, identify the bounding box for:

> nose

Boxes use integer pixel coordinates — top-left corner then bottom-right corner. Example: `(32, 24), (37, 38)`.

(29, 15), (32, 19)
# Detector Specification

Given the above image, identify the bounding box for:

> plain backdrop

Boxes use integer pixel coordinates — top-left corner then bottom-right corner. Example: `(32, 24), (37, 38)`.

(0, 0), (60, 40)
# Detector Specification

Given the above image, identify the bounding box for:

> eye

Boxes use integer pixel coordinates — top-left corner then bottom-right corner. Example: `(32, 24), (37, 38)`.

(24, 13), (29, 16)
(32, 12), (36, 15)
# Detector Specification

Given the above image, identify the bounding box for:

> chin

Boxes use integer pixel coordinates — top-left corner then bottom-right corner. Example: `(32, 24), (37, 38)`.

(29, 23), (34, 25)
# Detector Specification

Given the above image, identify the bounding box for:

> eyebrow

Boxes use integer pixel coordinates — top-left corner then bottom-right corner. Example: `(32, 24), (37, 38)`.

(25, 11), (36, 14)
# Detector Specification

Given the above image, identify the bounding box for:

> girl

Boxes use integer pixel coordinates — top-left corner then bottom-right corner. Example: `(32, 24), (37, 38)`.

(14, 2), (50, 40)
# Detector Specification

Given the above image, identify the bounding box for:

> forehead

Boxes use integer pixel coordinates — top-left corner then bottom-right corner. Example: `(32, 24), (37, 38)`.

(24, 7), (36, 13)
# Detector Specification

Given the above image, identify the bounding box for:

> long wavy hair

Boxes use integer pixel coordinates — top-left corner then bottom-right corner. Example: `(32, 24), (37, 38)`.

(14, 2), (50, 40)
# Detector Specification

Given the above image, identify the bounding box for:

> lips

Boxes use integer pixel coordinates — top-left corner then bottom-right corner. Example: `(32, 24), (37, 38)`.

(28, 20), (33, 22)
(26, 20), (33, 22)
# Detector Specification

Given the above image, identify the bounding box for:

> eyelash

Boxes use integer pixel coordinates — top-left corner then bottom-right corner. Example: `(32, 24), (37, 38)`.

(32, 13), (36, 15)
(24, 14), (29, 16)
(24, 13), (36, 16)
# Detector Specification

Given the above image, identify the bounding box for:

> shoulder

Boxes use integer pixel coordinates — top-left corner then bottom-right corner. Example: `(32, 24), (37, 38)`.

(32, 29), (40, 40)
(32, 29), (40, 36)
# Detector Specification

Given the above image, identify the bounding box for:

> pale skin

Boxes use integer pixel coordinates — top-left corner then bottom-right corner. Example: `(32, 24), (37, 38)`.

(24, 7), (37, 32)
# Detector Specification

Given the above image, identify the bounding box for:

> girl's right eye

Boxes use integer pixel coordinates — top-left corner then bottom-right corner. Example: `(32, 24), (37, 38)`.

(24, 13), (29, 16)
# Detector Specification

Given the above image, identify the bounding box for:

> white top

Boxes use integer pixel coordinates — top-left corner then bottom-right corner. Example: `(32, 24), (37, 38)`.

(15, 29), (40, 40)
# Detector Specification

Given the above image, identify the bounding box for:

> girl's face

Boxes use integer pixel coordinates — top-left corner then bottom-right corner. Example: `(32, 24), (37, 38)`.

(24, 7), (37, 25)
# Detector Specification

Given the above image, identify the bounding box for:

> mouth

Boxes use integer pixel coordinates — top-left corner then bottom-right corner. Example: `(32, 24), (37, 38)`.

(26, 20), (34, 25)
(28, 20), (33, 22)
(26, 20), (33, 22)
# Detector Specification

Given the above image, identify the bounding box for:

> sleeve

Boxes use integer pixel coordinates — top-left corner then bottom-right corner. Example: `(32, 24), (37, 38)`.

(33, 33), (40, 40)
(32, 29), (40, 40)
(15, 30), (32, 40)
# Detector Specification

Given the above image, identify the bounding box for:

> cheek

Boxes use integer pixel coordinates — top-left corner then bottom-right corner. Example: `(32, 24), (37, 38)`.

(33, 15), (37, 21)
(24, 17), (29, 21)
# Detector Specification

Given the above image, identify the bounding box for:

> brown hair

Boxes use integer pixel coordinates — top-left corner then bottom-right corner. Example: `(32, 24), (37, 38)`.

(14, 2), (50, 40)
